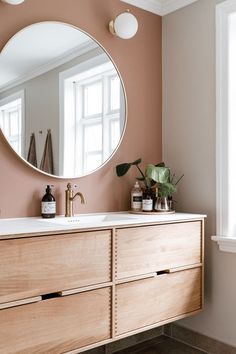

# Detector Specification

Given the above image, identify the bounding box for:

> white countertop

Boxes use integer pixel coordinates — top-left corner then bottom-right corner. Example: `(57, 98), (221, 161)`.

(0, 212), (206, 238)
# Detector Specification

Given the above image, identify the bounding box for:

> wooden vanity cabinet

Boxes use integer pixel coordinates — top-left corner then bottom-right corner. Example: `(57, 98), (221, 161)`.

(115, 221), (202, 279)
(0, 218), (204, 354)
(115, 267), (202, 336)
(0, 230), (111, 304)
(0, 287), (111, 354)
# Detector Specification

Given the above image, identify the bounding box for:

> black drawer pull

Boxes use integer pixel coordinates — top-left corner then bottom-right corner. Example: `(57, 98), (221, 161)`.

(41, 292), (61, 301)
(156, 270), (169, 276)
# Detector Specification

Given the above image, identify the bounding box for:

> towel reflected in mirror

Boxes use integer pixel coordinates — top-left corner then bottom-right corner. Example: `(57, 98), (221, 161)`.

(27, 133), (37, 168)
(40, 129), (54, 175)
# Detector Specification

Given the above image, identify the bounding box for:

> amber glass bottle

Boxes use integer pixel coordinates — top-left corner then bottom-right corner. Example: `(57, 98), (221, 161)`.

(41, 185), (56, 218)
(142, 187), (153, 212)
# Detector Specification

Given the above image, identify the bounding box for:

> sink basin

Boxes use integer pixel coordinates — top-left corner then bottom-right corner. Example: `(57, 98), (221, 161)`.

(40, 213), (138, 226)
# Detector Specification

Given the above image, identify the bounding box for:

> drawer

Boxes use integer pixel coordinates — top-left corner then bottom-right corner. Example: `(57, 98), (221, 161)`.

(116, 221), (202, 279)
(0, 287), (111, 354)
(0, 230), (111, 304)
(115, 267), (201, 335)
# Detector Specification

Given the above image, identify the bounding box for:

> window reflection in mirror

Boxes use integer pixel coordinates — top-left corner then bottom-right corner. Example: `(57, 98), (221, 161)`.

(61, 55), (123, 176)
(0, 91), (25, 156)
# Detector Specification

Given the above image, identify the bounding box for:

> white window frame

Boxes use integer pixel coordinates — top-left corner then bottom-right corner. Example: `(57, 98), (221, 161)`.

(212, 0), (236, 252)
(75, 71), (121, 175)
(59, 53), (121, 176)
(0, 90), (25, 157)
(59, 54), (108, 176)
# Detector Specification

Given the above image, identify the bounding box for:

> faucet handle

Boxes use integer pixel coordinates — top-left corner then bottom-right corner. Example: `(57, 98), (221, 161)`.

(66, 183), (77, 190)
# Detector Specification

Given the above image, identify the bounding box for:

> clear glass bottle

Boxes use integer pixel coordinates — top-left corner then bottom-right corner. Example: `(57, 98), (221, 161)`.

(131, 181), (142, 211)
(41, 185), (56, 218)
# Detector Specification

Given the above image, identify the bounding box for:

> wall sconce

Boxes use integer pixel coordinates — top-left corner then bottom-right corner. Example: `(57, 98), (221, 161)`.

(1, 0), (25, 4)
(109, 10), (138, 39)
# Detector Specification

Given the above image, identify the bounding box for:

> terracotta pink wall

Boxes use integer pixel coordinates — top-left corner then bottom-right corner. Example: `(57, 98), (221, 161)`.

(0, 0), (162, 218)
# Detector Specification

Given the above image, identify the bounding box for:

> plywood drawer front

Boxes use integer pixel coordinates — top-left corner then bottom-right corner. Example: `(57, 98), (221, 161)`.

(0, 230), (111, 304)
(116, 222), (201, 279)
(116, 268), (201, 335)
(0, 287), (111, 354)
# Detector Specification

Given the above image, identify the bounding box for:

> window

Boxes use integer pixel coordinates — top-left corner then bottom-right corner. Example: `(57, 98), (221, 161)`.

(213, 0), (236, 252)
(0, 91), (25, 156)
(60, 55), (122, 176)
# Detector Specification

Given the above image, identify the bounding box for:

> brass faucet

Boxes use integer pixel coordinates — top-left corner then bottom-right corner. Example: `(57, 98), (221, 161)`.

(65, 183), (85, 217)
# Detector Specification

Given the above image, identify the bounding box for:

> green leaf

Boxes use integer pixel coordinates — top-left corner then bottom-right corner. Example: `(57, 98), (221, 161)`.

(116, 163), (131, 177)
(146, 164), (170, 183)
(116, 158), (142, 177)
(155, 162), (165, 167)
(136, 177), (145, 181)
(131, 158), (142, 166)
(158, 183), (177, 197)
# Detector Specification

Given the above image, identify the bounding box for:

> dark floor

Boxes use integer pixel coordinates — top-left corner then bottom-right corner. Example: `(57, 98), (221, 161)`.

(115, 336), (206, 354)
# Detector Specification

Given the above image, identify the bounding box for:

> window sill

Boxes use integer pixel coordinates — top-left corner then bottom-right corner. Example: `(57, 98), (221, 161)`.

(212, 236), (236, 253)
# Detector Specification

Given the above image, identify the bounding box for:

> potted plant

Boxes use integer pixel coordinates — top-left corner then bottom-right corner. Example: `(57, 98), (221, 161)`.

(116, 158), (183, 211)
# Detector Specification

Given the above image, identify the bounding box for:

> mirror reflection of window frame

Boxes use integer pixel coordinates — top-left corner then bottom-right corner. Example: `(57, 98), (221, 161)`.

(60, 52), (122, 177)
(0, 90), (25, 156)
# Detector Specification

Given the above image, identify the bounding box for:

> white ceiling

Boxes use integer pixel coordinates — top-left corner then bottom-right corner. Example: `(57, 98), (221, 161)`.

(0, 22), (93, 90)
(121, 0), (199, 16)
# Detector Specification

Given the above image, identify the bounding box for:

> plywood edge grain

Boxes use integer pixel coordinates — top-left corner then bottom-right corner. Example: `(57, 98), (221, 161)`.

(59, 282), (113, 296)
(0, 296), (42, 310)
(115, 272), (157, 284)
(167, 263), (203, 273)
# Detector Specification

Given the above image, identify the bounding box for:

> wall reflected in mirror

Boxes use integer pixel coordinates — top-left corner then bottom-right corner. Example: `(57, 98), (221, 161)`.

(0, 22), (126, 178)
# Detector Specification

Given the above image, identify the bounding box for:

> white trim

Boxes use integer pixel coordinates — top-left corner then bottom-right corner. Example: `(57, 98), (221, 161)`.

(120, 0), (199, 16)
(212, 236), (236, 253)
(121, 0), (162, 15)
(215, 1), (231, 239)
(0, 41), (96, 93)
(214, 0), (236, 253)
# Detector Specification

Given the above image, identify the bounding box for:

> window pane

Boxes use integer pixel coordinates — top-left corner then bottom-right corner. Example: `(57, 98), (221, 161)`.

(0, 97), (22, 155)
(110, 120), (120, 150)
(84, 124), (102, 152)
(84, 81), (102, 116)
(10, 140), (19, 152)
(110, 76), (120, 111)
(84, 154), (102, 173)
(9, 110), (20, 136)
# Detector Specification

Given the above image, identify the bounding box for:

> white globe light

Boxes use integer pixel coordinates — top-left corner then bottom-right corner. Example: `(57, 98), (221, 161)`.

(1, 0), (25, 4)
(113, 12), (138, 39)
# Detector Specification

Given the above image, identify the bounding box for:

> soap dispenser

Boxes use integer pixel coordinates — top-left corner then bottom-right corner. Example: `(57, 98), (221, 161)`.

(41, 185), (56, 218)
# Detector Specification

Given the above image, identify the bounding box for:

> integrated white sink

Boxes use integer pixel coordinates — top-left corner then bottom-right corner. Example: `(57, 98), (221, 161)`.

(40, 213), (139, 226)
(0, 213), (207, 236)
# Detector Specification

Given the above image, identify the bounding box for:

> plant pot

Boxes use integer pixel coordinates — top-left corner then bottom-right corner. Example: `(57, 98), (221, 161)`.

(154, 197), (171, 212)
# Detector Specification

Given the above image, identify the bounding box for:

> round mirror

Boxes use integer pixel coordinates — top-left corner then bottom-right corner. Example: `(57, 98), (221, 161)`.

(0, 22), (127, 178)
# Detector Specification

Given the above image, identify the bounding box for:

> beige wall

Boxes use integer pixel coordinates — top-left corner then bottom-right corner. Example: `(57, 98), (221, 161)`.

(163, 0), (236, 347)
(0, 0), (162, 218)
